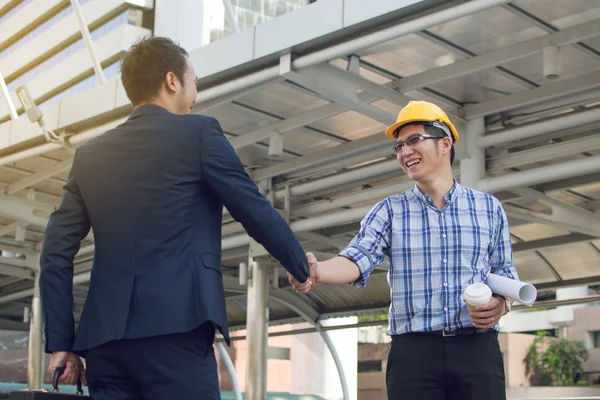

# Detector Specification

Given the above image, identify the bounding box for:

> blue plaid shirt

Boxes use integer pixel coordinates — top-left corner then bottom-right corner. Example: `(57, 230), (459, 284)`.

(338, 181), (518, 335)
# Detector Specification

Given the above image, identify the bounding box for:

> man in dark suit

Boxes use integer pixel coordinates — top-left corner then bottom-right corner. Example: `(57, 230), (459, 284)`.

(39, 36), (310, 400)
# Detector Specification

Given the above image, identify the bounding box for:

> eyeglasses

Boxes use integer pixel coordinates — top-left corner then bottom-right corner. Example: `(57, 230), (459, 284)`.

(392, 134), (443, 153)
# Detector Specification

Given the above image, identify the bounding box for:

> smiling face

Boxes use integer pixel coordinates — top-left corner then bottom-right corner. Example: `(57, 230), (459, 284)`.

(395, 124), (452, 183)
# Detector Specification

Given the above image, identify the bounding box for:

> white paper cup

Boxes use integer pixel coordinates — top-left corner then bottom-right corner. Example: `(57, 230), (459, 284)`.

(463, 283), (492, 312)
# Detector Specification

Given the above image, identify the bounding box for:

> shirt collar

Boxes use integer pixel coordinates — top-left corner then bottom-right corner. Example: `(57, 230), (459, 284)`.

(412, 179), (462, 206)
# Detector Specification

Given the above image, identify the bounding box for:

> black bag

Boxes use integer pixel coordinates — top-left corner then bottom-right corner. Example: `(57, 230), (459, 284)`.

(9, 366), (88, 399)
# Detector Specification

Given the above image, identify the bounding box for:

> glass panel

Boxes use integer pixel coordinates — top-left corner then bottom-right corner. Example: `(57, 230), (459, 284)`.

(207, 0), (311, 45)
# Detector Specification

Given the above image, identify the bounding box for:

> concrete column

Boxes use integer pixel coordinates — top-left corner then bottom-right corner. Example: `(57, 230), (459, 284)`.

(459, 117), (485, 189)
(244, 259), (269, 400)
(27, 258), (44, 389)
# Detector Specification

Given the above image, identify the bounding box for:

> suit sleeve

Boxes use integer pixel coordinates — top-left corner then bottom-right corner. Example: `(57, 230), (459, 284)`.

(199, 117), (309, 283)
(40, 154), (91, 353)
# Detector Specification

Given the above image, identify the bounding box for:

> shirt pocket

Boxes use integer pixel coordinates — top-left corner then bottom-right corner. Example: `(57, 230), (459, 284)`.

(459, 224), (492, 276)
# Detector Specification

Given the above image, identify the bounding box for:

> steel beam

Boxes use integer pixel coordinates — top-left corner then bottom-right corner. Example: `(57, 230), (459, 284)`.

(315, 63), (444, 115)
(510, 187), (600, 237)
(0, 222), (22, 237)
(463, 71), (600, 118)
(480, 105), (600, 148)
(398, 19), (600, 94)
(535, 276), (600, 292)
(286, 65), (397, 126)
(502, 3), (600, 61)
(5, 159), (73, 195)
(255, 131), (390, 181)
(0, 318), (29, 331)
(478, 155), (600, 193)
(290, 179), (413, 218)
(69, 0), (106, 85)
(282, 146), (393, 181)
(0, 262), (35, 279)
(504, 204), (600, 238)
(487, 135), (600, 172)
(228, 100), (351, 150)
(415, 30), (537, 90)
(511, 233), (595, 253)
(0, 194), (54, 228)
(297, 232), (348, 251)
(0, 256), (32, 269)
(222, 204), (374, 251)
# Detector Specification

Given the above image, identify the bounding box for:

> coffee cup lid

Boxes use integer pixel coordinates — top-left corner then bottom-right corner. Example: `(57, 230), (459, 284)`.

(463, 283), (492, 305)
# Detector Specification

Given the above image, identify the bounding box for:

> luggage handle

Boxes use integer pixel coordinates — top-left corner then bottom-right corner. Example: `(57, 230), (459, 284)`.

(52, 365), (84, 395)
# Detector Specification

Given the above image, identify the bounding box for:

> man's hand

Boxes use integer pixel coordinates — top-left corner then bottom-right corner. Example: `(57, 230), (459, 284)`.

(288, 252), (320, 294)
(49, 351), (87, 386)
(468, 295), (506, 329)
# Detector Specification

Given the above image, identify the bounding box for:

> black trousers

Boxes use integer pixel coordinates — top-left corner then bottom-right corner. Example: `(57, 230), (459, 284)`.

(85, 322), (219, 400)
(386, 331), (506, 400)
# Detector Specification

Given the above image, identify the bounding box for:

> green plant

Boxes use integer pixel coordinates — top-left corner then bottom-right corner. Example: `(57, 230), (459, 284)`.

(524, 332), (589, 386)
(357, 313), (388, 323)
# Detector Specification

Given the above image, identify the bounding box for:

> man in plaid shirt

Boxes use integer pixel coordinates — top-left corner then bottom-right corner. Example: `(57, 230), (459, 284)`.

(289, 101), (517, 400)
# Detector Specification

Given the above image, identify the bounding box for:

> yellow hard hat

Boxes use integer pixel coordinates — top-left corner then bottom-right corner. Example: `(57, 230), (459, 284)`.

(385, 101), (459, 144)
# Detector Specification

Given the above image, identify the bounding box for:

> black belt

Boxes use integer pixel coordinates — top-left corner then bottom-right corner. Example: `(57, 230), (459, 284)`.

(394, 328), (492, 338)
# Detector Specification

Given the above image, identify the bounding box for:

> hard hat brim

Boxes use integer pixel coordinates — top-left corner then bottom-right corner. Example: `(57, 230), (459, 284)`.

(384, 119), (459, 143)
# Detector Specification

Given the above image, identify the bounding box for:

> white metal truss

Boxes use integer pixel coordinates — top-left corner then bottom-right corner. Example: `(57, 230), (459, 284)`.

(505, 188), (600, 238)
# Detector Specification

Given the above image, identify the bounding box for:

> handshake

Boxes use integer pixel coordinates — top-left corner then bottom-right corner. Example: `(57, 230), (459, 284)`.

(288, 252), (320, 294)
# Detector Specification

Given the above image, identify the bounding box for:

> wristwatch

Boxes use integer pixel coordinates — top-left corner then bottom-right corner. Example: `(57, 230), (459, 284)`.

(503, 296), (511, 315)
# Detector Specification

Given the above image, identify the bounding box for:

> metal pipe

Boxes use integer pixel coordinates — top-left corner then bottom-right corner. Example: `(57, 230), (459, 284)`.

(283, 147), (393, 181)
(244, 260), (269, 400)
(222, 0), (240, 33)
(69, 0), (106, 85)
(0, 72), (18, 120)
(477, 155), (600, 193)
(27, 269), (43, 389)
(479, 105), (600, 148)
(0, 118), (124, 167)
(223, 178), (412, 238)
(268, 295), (350, 400)
(275, 159), (399, 199)
(196, 0), (507, 104)
(216, 342), (242, 400)
(316, 326), (350, 400)
(222, 204), (373, 250)
(290, 180), (413, 218)
(0, 142), (59, 167)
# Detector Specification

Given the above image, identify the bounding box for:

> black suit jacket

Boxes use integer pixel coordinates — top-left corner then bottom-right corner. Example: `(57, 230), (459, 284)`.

(40, 104), (309, 353)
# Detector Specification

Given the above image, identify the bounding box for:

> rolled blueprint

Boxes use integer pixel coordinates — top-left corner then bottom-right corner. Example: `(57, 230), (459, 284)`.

(486, 273), (537, 307)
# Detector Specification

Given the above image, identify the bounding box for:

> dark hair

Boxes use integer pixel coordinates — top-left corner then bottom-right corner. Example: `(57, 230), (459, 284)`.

(423, 124), (455, 165)
(120, 36), (189, 105)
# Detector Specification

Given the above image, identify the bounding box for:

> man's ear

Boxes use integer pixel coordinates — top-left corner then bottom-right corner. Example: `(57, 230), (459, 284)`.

(164, 71), (178, 93)
(441, 137), (453, 155)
